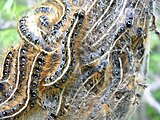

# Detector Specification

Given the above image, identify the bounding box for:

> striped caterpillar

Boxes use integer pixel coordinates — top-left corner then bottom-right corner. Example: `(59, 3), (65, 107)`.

(0, 0), (152, 119)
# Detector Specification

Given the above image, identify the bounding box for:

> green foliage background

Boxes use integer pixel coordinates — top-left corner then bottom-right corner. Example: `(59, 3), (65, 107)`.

(0, 0), (160, 120)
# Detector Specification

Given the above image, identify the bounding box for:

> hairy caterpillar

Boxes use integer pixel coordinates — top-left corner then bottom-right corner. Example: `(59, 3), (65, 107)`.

(0, 0), (153, 119)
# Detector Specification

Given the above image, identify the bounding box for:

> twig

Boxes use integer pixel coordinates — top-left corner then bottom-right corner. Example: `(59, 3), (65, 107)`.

(0, 18), (16, 30)
(148, 74), (160, 92)
(143, 74), (160, 114)
(149, 7), (160, 39)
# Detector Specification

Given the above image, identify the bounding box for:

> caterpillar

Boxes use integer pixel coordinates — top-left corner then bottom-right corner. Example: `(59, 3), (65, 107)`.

(0, 0), (153, 119)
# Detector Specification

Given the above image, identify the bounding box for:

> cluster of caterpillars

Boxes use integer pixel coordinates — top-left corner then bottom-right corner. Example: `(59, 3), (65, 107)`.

(0, 0), (152, 120)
